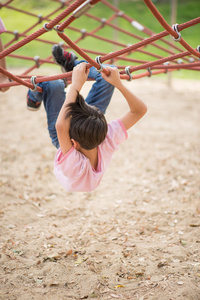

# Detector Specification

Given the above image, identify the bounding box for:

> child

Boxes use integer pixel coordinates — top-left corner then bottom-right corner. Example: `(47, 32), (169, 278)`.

(0, 18), (10, 92)
(27, 45), (147, 192)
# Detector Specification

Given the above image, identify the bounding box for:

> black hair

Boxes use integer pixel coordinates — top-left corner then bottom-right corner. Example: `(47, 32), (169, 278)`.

(65, 92), (108, 150)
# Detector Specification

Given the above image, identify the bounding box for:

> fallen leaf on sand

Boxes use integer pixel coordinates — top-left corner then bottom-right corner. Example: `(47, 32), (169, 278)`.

(65, 249), (73, 256)
(49, 282), (59, 287)
(45, 252), (61, 260)
(135, 269), (145, 276)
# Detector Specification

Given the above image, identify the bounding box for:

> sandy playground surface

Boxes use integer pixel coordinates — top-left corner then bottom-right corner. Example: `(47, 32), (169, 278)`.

(0, 74), (200, 300)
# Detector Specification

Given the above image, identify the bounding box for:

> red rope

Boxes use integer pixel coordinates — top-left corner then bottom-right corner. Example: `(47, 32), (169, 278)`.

(0, 0), (199, 90)
(143, 0), (200, 59)
(0, 0), (87, 60)
(0, 67), (42, 91)
(0, 27), (47, 60)
(151, 62), (200, 70)
(57, 32), (110, 76)
(56, 0), (101, 31)
(123, 51), (192, 74)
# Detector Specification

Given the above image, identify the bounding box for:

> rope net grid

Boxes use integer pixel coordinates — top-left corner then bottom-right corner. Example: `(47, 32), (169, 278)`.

(0, 0), (200, 92)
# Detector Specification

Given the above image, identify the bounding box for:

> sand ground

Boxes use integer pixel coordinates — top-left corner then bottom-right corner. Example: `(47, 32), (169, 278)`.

(0, 75), (200, 300)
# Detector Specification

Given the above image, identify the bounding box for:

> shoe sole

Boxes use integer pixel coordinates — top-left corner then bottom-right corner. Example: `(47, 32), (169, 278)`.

(27, 106), (41, 111)
(52, 45), (64, 66)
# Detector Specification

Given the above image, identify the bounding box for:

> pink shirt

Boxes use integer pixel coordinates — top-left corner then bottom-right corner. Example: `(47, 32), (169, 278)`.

(54, 119), (128, 192)
(0, 18), (6, 34)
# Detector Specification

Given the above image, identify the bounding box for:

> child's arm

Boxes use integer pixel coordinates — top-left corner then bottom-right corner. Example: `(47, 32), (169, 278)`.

(55, 62), (89, 155)
(101, 66), (147, 130)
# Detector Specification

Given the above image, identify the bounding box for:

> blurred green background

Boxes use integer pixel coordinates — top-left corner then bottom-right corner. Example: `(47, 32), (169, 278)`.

(1, 0), (200, 79)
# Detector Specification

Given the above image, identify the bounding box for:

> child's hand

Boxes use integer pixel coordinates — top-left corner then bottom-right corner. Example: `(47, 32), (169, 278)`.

(101, 66), (123, 89)
(71, 62), (89, 91)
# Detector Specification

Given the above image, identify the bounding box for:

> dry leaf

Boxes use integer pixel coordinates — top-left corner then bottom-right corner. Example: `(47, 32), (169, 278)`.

(49, 281), (59, 287)
(65, 249), (73, 256)
(135, 269), (145, 276)
(47, 252), (61, 260)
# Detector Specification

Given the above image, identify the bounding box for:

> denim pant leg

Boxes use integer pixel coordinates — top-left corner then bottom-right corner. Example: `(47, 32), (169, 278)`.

(74, 60), (115, 114)
(28, 80), (66, 149)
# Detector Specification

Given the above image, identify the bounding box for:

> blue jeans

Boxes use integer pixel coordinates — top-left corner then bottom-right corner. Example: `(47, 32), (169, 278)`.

(28, 60), (115, 148)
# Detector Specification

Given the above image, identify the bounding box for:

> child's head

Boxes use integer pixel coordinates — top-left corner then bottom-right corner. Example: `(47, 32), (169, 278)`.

(65, 92), (108, 150)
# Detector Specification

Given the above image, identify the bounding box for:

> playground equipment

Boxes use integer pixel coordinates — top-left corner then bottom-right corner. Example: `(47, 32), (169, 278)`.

(0, 0), (199, 92)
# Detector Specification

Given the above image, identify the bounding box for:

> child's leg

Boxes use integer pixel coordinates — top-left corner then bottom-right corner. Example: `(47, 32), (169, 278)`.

(74, 60), (115, 114)
(28, 80), (66, 148)
(52, 45), (114, 114)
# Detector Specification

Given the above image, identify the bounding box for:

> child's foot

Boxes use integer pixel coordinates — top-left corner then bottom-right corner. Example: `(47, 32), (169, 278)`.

(27, 94), (41, 111)
(52, 44), (77, 72)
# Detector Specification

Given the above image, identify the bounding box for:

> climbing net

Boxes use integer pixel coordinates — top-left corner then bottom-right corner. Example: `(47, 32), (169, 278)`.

(0, 0), (200, 92)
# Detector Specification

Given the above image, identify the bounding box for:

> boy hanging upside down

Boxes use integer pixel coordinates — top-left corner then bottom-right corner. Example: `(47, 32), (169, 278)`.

(27, 45), (147, 192)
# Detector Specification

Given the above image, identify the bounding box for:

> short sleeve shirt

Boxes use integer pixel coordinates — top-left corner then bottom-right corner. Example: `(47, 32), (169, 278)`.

(54, 119), (128, 192)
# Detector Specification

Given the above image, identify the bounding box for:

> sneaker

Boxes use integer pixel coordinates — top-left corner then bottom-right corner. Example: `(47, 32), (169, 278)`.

(52, 44), (77, 72)
(27, 94), (41, 111)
